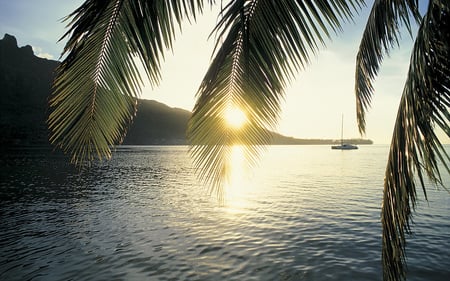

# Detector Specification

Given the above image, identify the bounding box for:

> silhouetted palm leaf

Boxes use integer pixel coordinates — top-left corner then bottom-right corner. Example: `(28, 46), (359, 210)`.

(187, 0), (363, 194)
(355, 0), (420, 133)
(357, 1), (450, 280)
(48, 0), (212, 164)
(381, 1), (450, 280)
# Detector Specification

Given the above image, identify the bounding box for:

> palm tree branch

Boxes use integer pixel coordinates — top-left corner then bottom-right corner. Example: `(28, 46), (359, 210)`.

(355, 0), (421, 134)
(188, 0), (363, 194)
(381, 1), (450, 280)
(49, 0), (213, 165)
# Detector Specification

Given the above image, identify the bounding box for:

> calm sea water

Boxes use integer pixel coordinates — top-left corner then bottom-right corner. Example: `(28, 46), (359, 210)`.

(0, 145), (449, 281)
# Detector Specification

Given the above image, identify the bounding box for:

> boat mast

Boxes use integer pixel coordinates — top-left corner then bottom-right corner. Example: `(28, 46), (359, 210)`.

(340, 114), (344, 145)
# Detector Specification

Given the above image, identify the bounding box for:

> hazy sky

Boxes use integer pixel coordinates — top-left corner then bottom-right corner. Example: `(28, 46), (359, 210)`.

(1, 0), (445, 144)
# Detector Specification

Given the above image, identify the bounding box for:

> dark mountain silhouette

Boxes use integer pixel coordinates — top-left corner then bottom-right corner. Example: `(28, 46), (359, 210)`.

(0, 34), (58, 146)
(123, 99), (190, 145)
(0, 34), (192, 147)
(0, 34), (372, 147)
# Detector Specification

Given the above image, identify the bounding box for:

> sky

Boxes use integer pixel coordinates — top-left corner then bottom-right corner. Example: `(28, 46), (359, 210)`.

(0, 0), (446, 144)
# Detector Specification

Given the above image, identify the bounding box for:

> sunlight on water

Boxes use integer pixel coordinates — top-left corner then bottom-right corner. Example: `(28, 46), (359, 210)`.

(223, 145), (254, 213)
(1, 145), (449, 281)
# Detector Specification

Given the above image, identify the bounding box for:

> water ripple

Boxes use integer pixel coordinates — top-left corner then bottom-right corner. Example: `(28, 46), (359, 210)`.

(1, 146), (449, 280)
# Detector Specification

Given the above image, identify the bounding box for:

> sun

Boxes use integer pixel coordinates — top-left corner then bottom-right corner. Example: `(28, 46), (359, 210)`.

(224, 106), (247, 129)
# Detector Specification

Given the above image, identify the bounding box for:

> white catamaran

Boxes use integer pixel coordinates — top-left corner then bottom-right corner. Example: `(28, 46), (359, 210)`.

(331, 115), (358, 150)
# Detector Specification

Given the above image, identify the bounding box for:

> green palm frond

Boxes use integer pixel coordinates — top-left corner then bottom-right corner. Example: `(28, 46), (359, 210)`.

(48, 0), (212, 165)
(355, 0), (421, 133)
(381, 1), (450, 280)
(187, 0), (363, 195)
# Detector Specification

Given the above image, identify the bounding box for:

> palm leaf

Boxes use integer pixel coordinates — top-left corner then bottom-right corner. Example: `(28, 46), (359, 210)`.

(381, 1), (450, 280)
(355, 0), (421, 133)
(187, 0), (363, 195)
(48, 0), (212, 165)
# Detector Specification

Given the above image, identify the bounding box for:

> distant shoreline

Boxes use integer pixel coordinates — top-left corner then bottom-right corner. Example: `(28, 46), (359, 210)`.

(0, 34), (373, 149)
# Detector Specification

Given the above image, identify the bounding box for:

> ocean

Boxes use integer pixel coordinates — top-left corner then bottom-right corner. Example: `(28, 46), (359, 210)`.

(1, 145), (449, 280)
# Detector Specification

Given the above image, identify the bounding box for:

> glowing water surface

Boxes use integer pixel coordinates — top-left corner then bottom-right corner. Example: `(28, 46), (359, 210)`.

(1, 145), (449, 280)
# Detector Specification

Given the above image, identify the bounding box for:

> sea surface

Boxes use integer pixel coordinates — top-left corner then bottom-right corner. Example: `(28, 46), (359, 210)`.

(0, 145), (449, 281)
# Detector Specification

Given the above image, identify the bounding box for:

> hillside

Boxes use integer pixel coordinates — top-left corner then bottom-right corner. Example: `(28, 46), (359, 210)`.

(0, 34), (58, 146)
(0, 34), (372, 147)
(124, 99), (190, 145)
(0, 34), (192, 146)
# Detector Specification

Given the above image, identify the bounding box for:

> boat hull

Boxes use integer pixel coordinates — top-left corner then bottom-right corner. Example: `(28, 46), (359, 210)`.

(331, 144), (358, 150)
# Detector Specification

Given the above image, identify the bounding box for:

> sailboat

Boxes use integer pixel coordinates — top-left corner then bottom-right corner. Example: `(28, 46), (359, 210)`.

(331, 115), (358, 150)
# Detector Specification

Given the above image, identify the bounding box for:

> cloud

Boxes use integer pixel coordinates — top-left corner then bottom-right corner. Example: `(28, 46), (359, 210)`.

(32, 46), (54, 60)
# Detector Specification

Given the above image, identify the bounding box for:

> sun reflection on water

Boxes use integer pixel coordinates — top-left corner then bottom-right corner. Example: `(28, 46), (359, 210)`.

(223, 145), (254, 213)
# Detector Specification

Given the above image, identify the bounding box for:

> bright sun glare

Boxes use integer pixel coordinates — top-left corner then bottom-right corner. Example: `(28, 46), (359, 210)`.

(224, 106), (247, 129)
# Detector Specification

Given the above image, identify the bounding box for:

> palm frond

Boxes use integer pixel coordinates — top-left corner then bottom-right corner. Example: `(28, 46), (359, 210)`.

(355, 0), (421, 134)
(48, 0), (213, 165)
(381, 1), (450, 280)
(187, 0), (363, 195)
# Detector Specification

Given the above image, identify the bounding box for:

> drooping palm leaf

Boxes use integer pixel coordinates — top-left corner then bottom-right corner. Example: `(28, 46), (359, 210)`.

(355, 0), (421, 133)
(48, 0), (213, 165)
(187, 0), (364, 195)
(381, 1), (450, 280)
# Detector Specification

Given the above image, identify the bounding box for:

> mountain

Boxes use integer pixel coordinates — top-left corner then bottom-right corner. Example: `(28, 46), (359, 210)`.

(0, 34), (192, 147)
(0, 34), (372, 147)
(124, 99), (190, 145)
(0, 34), (58, 146)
